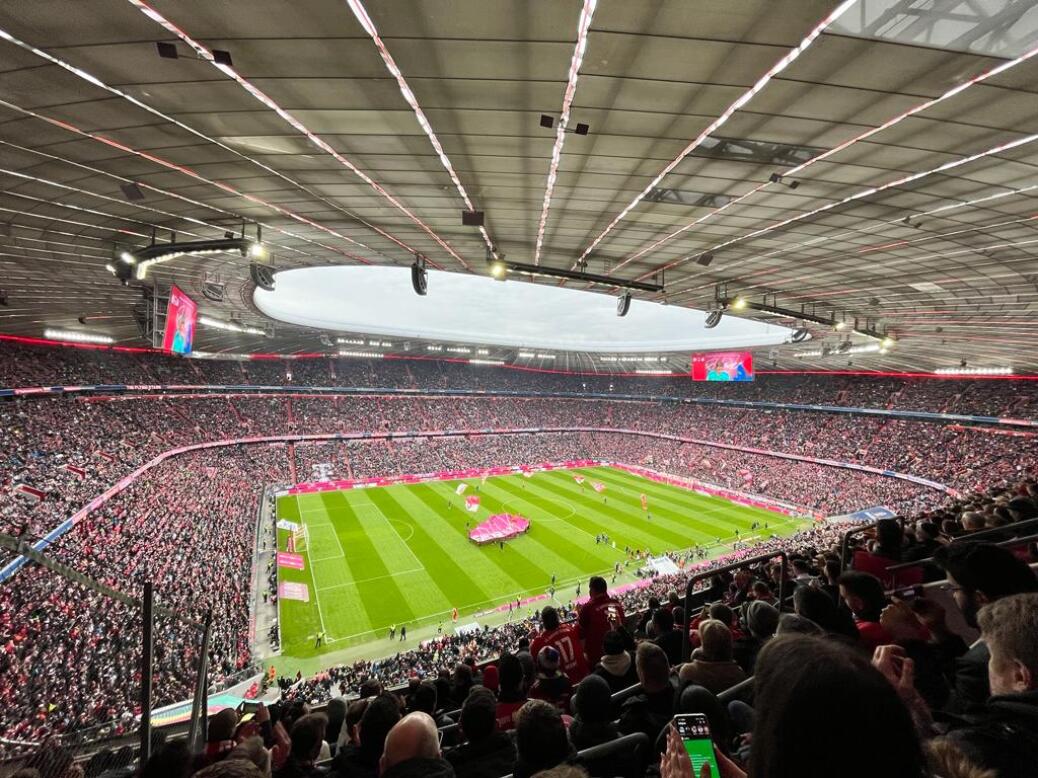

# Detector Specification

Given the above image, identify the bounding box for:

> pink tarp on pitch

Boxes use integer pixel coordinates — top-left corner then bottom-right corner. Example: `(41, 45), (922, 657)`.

(469, 513), (529, 544)
(278, 582), (310, 602)
(276, 551), (305, 570)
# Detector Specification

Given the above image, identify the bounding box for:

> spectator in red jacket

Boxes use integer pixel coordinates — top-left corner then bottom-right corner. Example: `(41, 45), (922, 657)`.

(529, 606), (587, 684)
(578, 576), (625, 668)
(838, 571), (893, 652)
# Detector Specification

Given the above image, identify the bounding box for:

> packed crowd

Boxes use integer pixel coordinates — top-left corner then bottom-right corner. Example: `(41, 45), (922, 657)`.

(2, 341), (1037, 418)
(41, 478), (1031, 778)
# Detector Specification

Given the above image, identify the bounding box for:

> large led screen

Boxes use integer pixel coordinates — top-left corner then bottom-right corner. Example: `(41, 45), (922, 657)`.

(162, 285), (197, 355)
(690, 351), (753, 382)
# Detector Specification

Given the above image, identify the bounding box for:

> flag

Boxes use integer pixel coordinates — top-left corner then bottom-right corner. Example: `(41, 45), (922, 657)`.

(573, 475), (585, 484)
(14, 484), (45, 501)
(640, 494), (648, 511)
(465, 495), (480, 512)
(455, 483), (468, 495)
(591, 482), (606, 493)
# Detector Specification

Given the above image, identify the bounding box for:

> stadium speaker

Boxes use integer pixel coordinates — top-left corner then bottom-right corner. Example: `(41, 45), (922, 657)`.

(461, 210), (485, 227)
(704, 309), (723, 329)
(411, 259), (428, 296)
(250, 263), (276, 292)
(791, 327), (810, 343)
(616, 291), (632, 317)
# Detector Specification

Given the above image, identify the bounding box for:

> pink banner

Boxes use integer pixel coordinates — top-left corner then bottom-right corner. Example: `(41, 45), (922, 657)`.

(469, 513), (530, 544)
(276, 552), (305, 570)
(465, 495), (481, 512)
(278, 582), (310, 602)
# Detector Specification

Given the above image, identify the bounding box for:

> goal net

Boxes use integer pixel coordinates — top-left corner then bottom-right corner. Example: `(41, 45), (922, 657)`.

(288, 524), (308, 553)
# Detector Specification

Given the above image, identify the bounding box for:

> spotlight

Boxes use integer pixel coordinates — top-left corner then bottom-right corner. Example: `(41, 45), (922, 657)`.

(616, 291), (632, 317)
(411, 256), (428, 296)
(250, 263), (276, 292)
(730, 297), (748, 311)
(461, 211), (485, 227)
(880, 336), (895, 349)
(791, 327), (810, 343)
(834, 321), (847, 331)
(248, 242), (268, 259)
(119, 251), (136, 265)
(489, 261), (507, 280)
(704, 309), (723, 329)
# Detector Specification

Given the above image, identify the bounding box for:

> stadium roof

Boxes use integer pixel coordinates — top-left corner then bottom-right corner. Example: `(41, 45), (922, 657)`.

(2, 0), (1038, 374)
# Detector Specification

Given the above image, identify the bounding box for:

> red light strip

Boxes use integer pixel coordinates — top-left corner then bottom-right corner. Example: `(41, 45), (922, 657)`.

(615, 39), (1038, 278)
(126, 0), (468, 269)
(533, 0), (597, 266)
(570, 0), (857, 269)
(0, 27), (416, 264)
(344, 0), (492, 264)
(0, 97), (376, 265)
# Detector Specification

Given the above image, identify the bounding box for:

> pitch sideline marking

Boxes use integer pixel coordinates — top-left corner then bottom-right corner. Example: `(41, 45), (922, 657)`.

(317, 565), (426, 591)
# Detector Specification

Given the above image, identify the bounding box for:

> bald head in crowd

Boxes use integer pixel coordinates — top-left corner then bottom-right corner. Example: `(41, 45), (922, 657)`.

(379, 712), (441, 773)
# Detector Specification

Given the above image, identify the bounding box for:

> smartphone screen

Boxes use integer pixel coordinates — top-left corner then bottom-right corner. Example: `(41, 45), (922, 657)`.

(674, 714), (721, 775)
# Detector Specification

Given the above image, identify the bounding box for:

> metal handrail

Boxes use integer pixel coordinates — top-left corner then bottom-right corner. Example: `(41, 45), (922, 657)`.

(681, 551), (788, 662)
(884, 530), (1038, 589)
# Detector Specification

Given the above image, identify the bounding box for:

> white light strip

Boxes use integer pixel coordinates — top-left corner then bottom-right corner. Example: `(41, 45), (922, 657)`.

(934, 366), (1013, 376)
(446, 346), (472, 354)
(518, 352), (537, 358)
(198, 316), (266, 336)
(426, 345), (443, 352)
(338, 350), (384, 359)
(635, 369), (674, 375)
(127, 0), (467, 268)
(613, 37), (1038, 275)
(534, 0), (597, 265)
(536, 353), (557, 360)
(343, 0), (495, 260)
(476, 348), (490, 356)
(573, 0), (857, 267)
(43, 329), (113, 344)
(337, 338), (365, 345)
(0, 31), (384, 264)
(469, 358), (505, 366)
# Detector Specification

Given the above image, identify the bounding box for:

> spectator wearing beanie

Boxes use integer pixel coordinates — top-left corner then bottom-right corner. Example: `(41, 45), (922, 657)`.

(446, 690), (515, 778)
(733, 600), (779, 673)
(593, 630), (638, 693)
(679, 620), (748, 695)
(529, 646), (573, 709)
(569, 675), (620, 750)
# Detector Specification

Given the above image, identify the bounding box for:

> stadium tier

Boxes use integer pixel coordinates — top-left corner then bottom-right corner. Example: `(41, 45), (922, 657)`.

(4, 3), (1038, 777)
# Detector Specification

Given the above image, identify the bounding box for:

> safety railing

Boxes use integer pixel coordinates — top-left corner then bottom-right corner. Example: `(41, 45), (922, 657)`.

(682, 551), (788, 662)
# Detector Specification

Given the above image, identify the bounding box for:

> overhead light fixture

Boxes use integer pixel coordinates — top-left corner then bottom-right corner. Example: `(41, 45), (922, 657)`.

(411, 254), (428, 296)
(574, 123), (590, 136)
(704, 309), (724, 329)
(834, 320), (847, 331)
(790, 327), (810, 343)
(476, 348), (490, 356)
(249, 242), (268, 259)
(130, 236), (259, 279)
(880, 336), (896, 349)
(489, 261), (508, 280)
(469, 358), (504, 366)
(337, 338), (365, 345)
(695, 252), (714, 267)
(539, 115), (555, 129)
(485, 254), (662, 292)
(250, 262), (276, 292)
(461, 211), (485, 227)
(518, 351), (536, 358)
(426, 345), (443, 352)
(119, 251), (136, 265)
(198, 315), (267, 336)
(338, 350), (384, 358)
(616, 291), (632, 317)
(156, 41), (178, 59)
(43, 328), (113, 344)
(635, 369), (673, 375)
(730, 296), (748, 311)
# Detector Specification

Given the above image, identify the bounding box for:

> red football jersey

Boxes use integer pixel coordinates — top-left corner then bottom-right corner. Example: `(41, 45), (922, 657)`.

(530, 623), (589, 683)
(578, 594), (625, 667)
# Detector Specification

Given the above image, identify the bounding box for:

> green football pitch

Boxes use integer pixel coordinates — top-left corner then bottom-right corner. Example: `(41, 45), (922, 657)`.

(275, 465), (808, 660)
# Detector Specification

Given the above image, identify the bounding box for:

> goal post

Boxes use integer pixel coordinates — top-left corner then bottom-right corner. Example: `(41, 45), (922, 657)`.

(288, 524), (308, 552)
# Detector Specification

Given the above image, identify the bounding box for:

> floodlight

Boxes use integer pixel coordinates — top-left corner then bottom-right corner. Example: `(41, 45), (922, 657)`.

(489, 261), (507, 280)
(730, 297), (748, 311)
